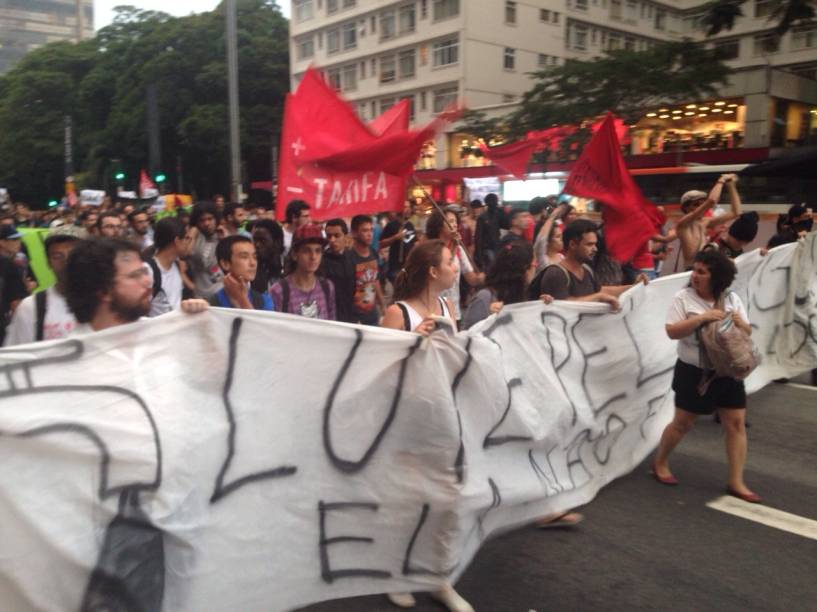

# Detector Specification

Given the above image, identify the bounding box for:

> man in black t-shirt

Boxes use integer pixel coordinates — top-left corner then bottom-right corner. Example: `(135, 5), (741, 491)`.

(322, 218), (356, 323)
(537, 219), (646, 309)
(349, 215), (385, 325)
(380, 202), (417, 283)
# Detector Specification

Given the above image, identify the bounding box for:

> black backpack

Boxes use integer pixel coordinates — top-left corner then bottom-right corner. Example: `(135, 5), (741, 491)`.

(278, 277), (331, 313)
(35, 290), (47, 341)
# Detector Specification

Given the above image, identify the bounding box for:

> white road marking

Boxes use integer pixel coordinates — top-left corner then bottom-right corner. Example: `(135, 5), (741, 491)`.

(707, 496), (817, 541)
(784, 382), (817, 392)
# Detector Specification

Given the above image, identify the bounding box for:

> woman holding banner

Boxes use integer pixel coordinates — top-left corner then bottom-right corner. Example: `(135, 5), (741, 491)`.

(380, 240), (471, 611)
(653, 248), (760, 503)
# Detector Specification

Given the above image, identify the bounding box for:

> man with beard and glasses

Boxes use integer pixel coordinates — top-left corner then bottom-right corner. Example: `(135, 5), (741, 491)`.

(64, 238), (207, 335)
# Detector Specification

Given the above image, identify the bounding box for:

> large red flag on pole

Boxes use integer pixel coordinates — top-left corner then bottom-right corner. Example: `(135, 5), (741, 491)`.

(277, 68), (450, 221)
(563, 112), (664, 263)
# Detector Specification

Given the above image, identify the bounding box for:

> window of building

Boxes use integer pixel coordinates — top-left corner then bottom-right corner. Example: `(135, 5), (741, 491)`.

(540, 8), (551, 21)
(358, 103), (367, 120)
(608, 33), (621, 49)
(433, 37), (459, 66)
(504, 47), (516, 69)
(433, 0), (460, 22)
(381, 98), (396, 114)
(755, 0), (774, 17)
(624, 36), (635, 50)
(371, 101), (377, 116)
(380, 10), (396, 40)
(327, 28), (340, 54)
(654, 9), (666, 30)
(399, 4), (416, 33)
(420, 90), (427, 111)
(714, 39), (740, 59)
(327, 67), (341, 90)
(421, 0), (428, 19)
(296, 37), (314, 60)
(591, 28), (598, 44)
(342, 21), (357, 49)
(399, 49), (416, 78)
(753, 32), (780, 54)
(344, 0), (356, 7)
(553, 11), (560, 23)
(611, 0), (622, 19)
(538, 53), (548, 67)
(294, 0), (314, 22)
(360, 61), (366, 79)
(433, 86), (458, 112)
(571, 24), (588, 49)
(327, 0), (338, 14)
(506, 1), (517, 23)
(575, 0), (588, 10)
(342, 64), (357, 91)
(792, 25), (817, 49)
(380, 55), (396, 82)
(625, 0), (637, 19)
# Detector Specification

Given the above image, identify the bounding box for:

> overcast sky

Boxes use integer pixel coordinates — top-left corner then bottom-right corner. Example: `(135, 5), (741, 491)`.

(95, 1), (290, 30)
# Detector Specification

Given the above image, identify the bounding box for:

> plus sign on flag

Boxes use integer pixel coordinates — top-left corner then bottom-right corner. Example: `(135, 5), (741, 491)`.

(277, 67), (454, 221)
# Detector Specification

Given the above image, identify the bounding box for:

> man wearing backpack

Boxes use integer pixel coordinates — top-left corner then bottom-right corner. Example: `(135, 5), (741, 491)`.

(209, 235), (274, 311)
(534, 219), (646, 309)
(271, 223), (335, 320)
(4, 228), (81, 346)
(146, 217), (195, 315)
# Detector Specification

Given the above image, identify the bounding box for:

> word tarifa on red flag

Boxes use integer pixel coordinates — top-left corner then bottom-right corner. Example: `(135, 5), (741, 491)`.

(563, 112), (664, 264)
(277, 67), (451, 221)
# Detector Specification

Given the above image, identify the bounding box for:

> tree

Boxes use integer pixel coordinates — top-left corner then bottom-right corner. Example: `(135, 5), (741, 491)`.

(702, 0), (815, 37)
(0, 0), (289, 206)
(507, 40), (731, 136)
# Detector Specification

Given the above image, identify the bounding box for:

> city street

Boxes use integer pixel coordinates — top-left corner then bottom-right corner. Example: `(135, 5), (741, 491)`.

(303, 376), (817, 612)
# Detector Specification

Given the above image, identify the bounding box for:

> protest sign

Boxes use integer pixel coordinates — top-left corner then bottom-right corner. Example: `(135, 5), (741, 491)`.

(0, 236), (815, 612)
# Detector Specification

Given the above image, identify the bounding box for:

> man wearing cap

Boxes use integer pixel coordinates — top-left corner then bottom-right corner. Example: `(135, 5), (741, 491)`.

(675, 173), (742, 270)
(0, 225), (28, 345)
(271, 223), (335, 320)
(4, 228), (82, 346)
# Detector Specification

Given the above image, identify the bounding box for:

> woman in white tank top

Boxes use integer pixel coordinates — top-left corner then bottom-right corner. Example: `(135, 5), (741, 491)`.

(381, 239), (458, 335)
(380, 239), (472, 612)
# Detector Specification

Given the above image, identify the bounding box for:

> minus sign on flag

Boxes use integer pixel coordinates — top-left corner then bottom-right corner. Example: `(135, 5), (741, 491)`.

(286, 187), (305, 194)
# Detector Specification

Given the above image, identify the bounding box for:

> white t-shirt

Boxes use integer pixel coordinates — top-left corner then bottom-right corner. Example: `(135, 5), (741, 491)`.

(3, 287), (77, 346)
(154, 258), (183, 310)
(666, 287), (748, 367)
(440, 244), (473, 321)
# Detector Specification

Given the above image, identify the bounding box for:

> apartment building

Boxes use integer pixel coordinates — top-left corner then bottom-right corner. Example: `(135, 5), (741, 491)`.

(290, 0), (817, 174)
(0, 0), (94, 74)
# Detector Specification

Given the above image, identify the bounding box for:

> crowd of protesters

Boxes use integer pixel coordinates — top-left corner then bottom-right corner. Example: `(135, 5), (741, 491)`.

(0, 179), (815, 611)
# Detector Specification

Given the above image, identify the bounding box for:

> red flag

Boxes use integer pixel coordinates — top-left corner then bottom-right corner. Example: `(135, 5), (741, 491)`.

(277, 68), (449, 221)
(478, 139), (538, 179)
(140, 170), (158, 198)
(563, 113), (664, 263)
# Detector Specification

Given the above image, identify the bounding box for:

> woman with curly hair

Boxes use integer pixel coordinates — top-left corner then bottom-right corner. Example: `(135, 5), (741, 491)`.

(653, 248), (760, 502)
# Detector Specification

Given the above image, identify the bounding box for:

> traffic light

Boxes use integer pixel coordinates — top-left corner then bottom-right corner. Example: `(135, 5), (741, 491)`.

(48, 200), (59, 208)
(155, 173), (166, 183)
(114, 172), (125, 181)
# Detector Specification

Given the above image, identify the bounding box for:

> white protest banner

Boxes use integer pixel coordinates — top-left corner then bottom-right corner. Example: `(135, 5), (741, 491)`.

(0, 235), (815, 612)
(79, 190), (106, 207)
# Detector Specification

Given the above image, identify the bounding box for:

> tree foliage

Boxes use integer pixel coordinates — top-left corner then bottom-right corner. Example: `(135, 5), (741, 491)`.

(0, 0), (289, 206)
(702, 0), (815, 37)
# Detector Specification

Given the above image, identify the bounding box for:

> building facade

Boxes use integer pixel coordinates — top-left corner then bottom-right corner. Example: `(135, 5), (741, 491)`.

(0, 0), (94, 74)
(289, 0), (817, 182)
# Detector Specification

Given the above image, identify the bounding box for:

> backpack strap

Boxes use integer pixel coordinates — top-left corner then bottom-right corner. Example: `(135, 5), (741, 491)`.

(280, 278), (290, 313)
(396, 302), (411, 331)
(35, 290), (47, 342)
(146, 258), (163, 298)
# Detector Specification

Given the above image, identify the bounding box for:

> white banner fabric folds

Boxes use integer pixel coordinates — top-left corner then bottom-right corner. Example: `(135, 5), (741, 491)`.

(1, 235), (815, 612)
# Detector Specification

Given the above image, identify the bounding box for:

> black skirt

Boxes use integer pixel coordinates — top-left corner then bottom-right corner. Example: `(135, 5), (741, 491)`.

(671, 359), (746, 415)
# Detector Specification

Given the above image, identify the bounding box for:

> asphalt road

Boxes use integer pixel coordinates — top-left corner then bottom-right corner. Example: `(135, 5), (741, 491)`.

(301, 376), (817, 612)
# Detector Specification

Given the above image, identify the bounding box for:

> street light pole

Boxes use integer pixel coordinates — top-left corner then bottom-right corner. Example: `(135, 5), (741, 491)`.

(226, 0), (243, 202)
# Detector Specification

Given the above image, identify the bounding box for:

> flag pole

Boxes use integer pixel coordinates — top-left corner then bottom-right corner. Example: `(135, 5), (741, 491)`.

(411, 174), (481, 273)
